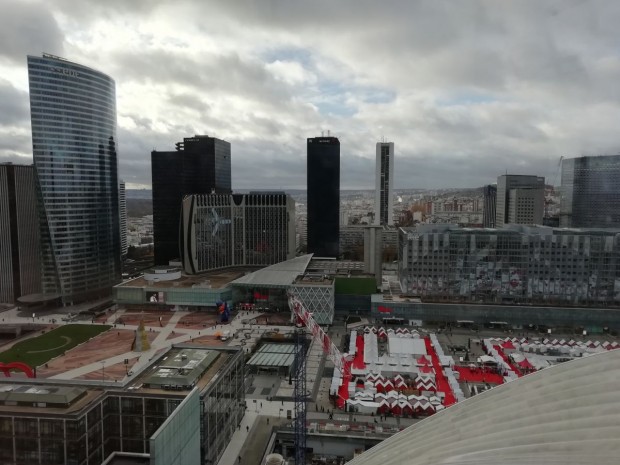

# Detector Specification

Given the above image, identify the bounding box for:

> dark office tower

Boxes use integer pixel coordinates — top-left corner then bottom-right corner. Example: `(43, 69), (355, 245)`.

(307, 136), (340, 257)
(560, 155), (620, 228)
(0, 164), (41, 303)
(496, 174), (545, 227)
(482, 185), (497, 228)
(152, 135), (231, 265)
(374, 142), (395, 226)
(119, 180), (128, 257)
(28, 54), (121, 304)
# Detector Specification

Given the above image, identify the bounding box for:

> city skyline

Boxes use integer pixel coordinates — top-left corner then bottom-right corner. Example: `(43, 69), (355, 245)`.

(1, 1), (619, 190)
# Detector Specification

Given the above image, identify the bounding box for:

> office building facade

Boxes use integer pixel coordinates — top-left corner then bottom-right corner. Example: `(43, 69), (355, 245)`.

(28, 54), (121, 304)
(152, 135), (231, 266)
(374, 141), (395, 226)
(307, 136), (340, 257)
(0, 345), (244, 465)
(495, 175), (544, 227)
(560, 155), (620, 228)
(482, 184), (497, 228)
(119, 180), (128, 257)
(181, 192), (295, 274)
(0, 164), (41, 303)
(399, 224), (620, 306)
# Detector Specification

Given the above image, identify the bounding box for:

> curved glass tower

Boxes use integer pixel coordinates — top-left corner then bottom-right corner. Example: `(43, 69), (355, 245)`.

(28, 54), (121, 304)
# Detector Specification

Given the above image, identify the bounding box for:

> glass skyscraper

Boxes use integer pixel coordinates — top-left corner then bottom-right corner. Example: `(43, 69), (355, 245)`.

(307, 136), (340, 258)
(151, 135), (232, 266)
(28, 54), (121, 304)
(560, 155), (620, 228)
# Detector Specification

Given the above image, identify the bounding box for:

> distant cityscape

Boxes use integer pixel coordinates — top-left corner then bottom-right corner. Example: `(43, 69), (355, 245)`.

(0, 50), (619, 465)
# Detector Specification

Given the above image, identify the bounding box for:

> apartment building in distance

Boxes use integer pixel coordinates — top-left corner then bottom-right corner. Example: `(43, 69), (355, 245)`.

(482, 184), (497, 228)
(495, 175), (544, 227)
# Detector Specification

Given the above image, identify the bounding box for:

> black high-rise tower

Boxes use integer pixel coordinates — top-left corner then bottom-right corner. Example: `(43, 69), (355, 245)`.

(152, 135), (231, 265)
(307, 136), (340, 257)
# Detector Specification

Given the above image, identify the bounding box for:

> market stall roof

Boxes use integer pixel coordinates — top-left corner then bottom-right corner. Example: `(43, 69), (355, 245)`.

(388, 335), (427, 356)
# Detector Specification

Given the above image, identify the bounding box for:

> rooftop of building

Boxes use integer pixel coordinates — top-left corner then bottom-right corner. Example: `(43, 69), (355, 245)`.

(0, 384), (104, 415)
(308, 259), (366, 273)
(372, 294), (422, 304)
(231, 254), (313, 288)
(29, 53), (115, 82)
(0, 345), (239, 415)
(117, 267), (253, 289)
(128, 345), (232, 394)
(293, 273), (334, 285)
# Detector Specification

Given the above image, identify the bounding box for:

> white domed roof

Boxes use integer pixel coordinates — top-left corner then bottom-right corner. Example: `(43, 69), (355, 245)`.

(348, 349), (620, 465)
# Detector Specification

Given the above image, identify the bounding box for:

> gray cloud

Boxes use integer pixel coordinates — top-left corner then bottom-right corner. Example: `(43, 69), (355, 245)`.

(0, 1), (64, 62)
(0, 80), (29, 125)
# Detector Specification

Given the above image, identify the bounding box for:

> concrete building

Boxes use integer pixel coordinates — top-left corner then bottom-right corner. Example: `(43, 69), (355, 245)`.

(496, 175), (544, 227)
(560, 155), (620, 228)
(152, 135), (232, 266)
(119, 180), (128, 257)
(28, 54), (121, 304)
(398, 224), (620, 306)
(0, 163), (41, 303)
(307, 136), (340, 257)
(180, 192), (295, 274)
(0, 345), (244, 465)
(374, 142), (394, 226)
(115, 267), (238, 311)
(339, 226), (365, 259)
(364, 226), (383, 288)
(482, 184), (497, 228)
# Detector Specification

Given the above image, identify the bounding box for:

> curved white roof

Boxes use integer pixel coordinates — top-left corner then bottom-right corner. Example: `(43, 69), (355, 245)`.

(348, 349), (620, 465)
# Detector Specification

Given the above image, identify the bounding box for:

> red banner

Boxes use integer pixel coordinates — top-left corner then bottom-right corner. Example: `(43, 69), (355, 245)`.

(253, 290), (269, 300)
(378, 305), (392, 313)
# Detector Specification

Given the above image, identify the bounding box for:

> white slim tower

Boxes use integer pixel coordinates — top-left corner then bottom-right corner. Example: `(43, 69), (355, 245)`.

(374, 141), (395, 226)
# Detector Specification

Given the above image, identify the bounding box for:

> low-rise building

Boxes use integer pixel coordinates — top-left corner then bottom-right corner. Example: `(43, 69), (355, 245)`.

(0, 345), (244, 465)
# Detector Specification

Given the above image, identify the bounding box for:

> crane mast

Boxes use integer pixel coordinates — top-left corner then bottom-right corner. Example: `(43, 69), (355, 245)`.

(288, 294), (352, 465)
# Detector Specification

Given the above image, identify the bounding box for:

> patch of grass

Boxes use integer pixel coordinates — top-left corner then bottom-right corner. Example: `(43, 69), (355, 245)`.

(0, 324), (110, 368)
(334, 277), (377, 295)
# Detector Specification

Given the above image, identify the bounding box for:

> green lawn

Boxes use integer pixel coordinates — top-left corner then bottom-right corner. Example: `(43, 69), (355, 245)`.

(0, 324), (110, 368)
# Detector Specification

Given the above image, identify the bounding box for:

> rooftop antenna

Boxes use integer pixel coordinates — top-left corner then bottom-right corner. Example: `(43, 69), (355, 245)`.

(321, 130), (324, 137)
(327, 129), (330, 137)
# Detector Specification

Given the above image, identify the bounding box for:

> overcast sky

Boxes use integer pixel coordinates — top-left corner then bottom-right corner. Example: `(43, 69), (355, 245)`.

(0, 0), (619, 190)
